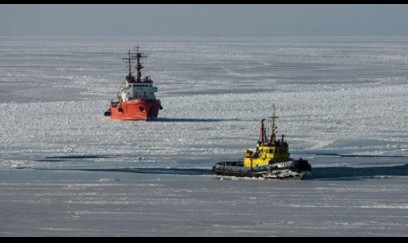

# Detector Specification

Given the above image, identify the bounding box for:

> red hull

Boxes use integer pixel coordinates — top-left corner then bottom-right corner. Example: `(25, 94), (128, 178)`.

(109, 99), (161, 121)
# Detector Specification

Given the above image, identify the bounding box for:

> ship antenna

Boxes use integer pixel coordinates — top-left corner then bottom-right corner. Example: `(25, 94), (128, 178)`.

(122, 50), (136, 82)
(135, 46), (146, 82)
(122, 50), (133, 77)
(269, 104), (279, 145)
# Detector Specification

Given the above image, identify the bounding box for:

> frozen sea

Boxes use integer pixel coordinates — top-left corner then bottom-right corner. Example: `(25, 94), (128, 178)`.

(0, 36), (407, 236)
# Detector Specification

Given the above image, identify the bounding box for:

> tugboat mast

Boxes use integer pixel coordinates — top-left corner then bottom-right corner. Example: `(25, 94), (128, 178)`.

(269, 104), (279, 145)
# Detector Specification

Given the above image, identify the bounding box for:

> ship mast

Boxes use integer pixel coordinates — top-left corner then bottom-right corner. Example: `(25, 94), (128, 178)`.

(269, 104), (279, 145)
(123, 50), (136, 82)
(135, 46), (146, 82)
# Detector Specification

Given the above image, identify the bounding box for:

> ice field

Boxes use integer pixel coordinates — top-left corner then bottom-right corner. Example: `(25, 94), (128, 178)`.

(0, 36), (407, 236)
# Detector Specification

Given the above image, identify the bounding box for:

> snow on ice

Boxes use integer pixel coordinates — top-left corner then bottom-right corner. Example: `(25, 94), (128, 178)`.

(0, 36), (407, 236)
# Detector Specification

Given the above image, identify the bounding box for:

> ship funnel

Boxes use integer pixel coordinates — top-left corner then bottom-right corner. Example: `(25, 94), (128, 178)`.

(269, 104), (279, 145)
(259, 119), (267, 144)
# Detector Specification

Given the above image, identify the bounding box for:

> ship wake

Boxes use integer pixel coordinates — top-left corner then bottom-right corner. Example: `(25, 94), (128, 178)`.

(26, 163), (408, 180)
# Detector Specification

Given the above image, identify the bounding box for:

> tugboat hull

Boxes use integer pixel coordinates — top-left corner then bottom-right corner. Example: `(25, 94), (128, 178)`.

(212, 159), (311, 179)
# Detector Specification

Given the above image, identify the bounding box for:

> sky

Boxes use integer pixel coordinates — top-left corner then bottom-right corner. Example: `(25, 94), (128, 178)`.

(1, 4), (408, 36)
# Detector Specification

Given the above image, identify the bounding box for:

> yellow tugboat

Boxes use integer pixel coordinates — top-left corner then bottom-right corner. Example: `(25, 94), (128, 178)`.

(213, 105), (311, 179)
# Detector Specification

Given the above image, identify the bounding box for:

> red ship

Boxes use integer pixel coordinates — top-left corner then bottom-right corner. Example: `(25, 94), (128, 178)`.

(104, 47), (162, 121)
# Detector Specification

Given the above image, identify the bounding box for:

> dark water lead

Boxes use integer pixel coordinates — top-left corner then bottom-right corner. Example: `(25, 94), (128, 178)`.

(29, 163), (408, 180)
